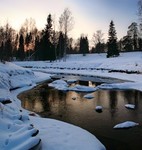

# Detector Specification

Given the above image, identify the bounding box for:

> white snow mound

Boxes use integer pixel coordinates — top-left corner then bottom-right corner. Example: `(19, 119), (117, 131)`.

(48, 80), (68, 91)
(95, 106), (103, 111)
(84, 93), (94, 99)
(125, 104), (135, 109)
(113, 121), (139, 129)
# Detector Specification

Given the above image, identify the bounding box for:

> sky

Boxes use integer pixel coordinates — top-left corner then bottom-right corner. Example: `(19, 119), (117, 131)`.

(0, 0), (138, 41)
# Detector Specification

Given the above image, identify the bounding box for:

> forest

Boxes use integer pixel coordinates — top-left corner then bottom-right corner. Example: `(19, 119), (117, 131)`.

(0, 2), (142, 62)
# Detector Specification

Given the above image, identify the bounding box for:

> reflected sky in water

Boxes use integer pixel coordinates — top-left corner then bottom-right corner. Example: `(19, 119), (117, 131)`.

(19, 80), (142, 150)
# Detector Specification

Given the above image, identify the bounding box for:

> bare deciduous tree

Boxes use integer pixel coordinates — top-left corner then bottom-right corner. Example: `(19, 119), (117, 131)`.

(92, 30), (104, 46)
(19, 18), (38, 40)
(59, 8), (74, 61)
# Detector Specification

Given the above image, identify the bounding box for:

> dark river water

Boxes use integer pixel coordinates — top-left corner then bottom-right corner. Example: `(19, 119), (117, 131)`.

(18, 76), (142, 150)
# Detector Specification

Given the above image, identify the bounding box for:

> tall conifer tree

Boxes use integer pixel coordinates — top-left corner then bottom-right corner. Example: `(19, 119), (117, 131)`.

(79, 36), (89, 56)
(107, 20), (119, 58)
(18, 34), (25, 60)
(40, 14), (56, 61)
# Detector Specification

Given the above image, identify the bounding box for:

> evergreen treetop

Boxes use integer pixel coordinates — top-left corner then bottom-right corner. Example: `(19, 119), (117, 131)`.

(107, 20), (119, 58)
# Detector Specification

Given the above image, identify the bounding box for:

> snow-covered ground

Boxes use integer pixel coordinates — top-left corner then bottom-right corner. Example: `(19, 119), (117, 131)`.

(0, 62), (106, 150)
(1, 52), (142, 150)
(15, 52), (142, 91)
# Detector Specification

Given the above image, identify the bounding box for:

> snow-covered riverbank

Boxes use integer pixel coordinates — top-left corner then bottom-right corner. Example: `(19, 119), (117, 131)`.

(1, 52), (142, 150)
(15, 52), (142, 91)
(0, 62), (106, 150)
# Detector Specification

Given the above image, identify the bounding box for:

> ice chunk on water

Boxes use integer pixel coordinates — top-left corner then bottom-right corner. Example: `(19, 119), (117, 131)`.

(125, 104), (135, 109)
(113, 121), (139, 129)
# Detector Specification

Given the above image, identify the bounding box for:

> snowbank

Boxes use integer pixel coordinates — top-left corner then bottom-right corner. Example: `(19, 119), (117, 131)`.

(30, 117), (106, 150)
(15, 52), (142, 91)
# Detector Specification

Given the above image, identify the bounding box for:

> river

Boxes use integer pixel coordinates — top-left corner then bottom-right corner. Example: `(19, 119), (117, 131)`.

(18, 75), (142, 150)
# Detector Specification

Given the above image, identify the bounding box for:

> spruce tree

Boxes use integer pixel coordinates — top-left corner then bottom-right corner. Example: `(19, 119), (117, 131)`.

(34, 35), (40, 60)
(79, 36), (89, 56)
(57, 32), (65, 59)
(18, 34), (25, 60)
(128, 22), (138, 50)
(40, 14), (56, 61)
(4, 38), (12, 61)
(0, 42), (4, 61)
(107, 20), (119, 58)
(138, 38), (142, 50)
(122, 35), (133, 51)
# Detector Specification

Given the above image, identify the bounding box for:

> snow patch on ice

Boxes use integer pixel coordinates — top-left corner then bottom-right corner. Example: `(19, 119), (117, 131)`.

(113, 121), (139, 129)
(69, 85), (98, 92)
(67, 79), (77, 84)
(125, 104), (135, 109)
(48, 79), (69, 91)
(84, 93), (94, 99)
(95, 106), (103, 112)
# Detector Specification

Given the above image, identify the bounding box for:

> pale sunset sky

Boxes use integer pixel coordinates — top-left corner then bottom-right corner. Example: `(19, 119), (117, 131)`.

(0, 0), (138, 40)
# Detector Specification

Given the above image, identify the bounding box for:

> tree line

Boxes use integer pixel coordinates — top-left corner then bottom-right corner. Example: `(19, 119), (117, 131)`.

(0, 2), (142, 61)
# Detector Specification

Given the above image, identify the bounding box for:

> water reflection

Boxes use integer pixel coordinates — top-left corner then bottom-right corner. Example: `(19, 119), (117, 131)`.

(19, 80), (142, 150)
(123, 90), (139, 109)
(108, 91), (118, 118)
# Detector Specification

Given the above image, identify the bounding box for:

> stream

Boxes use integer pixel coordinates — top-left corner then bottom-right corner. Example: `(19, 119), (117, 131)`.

(18, 75), (142, 150)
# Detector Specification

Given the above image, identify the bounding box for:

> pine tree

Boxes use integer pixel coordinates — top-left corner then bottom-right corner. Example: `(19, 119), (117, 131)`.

(13, 34), (19, 59)
(128, 22), (138, 50)
(0, 42), (4, 61)
(18, 34), (25, 60)
(4, 38), (12, 61)
(138, 38), (142, 50)
(79, 36), (89, 56)
(40, 14), (56, 61)
(57, 32), (65, 59)
(122, 35), (133, 51)
(107, 20), (119, 58)
(34, 35), (40, 60)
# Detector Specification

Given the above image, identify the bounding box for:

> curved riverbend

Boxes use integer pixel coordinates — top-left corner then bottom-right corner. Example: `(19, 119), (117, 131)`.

(18, 76), (142, 150)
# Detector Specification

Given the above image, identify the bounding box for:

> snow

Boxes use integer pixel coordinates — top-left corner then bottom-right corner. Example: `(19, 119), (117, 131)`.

(113, 121), (139, 129)
(84, 93), (94, 99)
(95, 106), (103, 112)
(69, 85), (98, 92)
(48, 80), (98, 92)
(125, 104), (135, 109)
(15, 52), (142, 91)
(1, 51), (142, 150)
(30, 117), (106, 150)
(48, 79), (69, 91)
(67, 79), (78, 84)
(0, 62), (106, 150)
